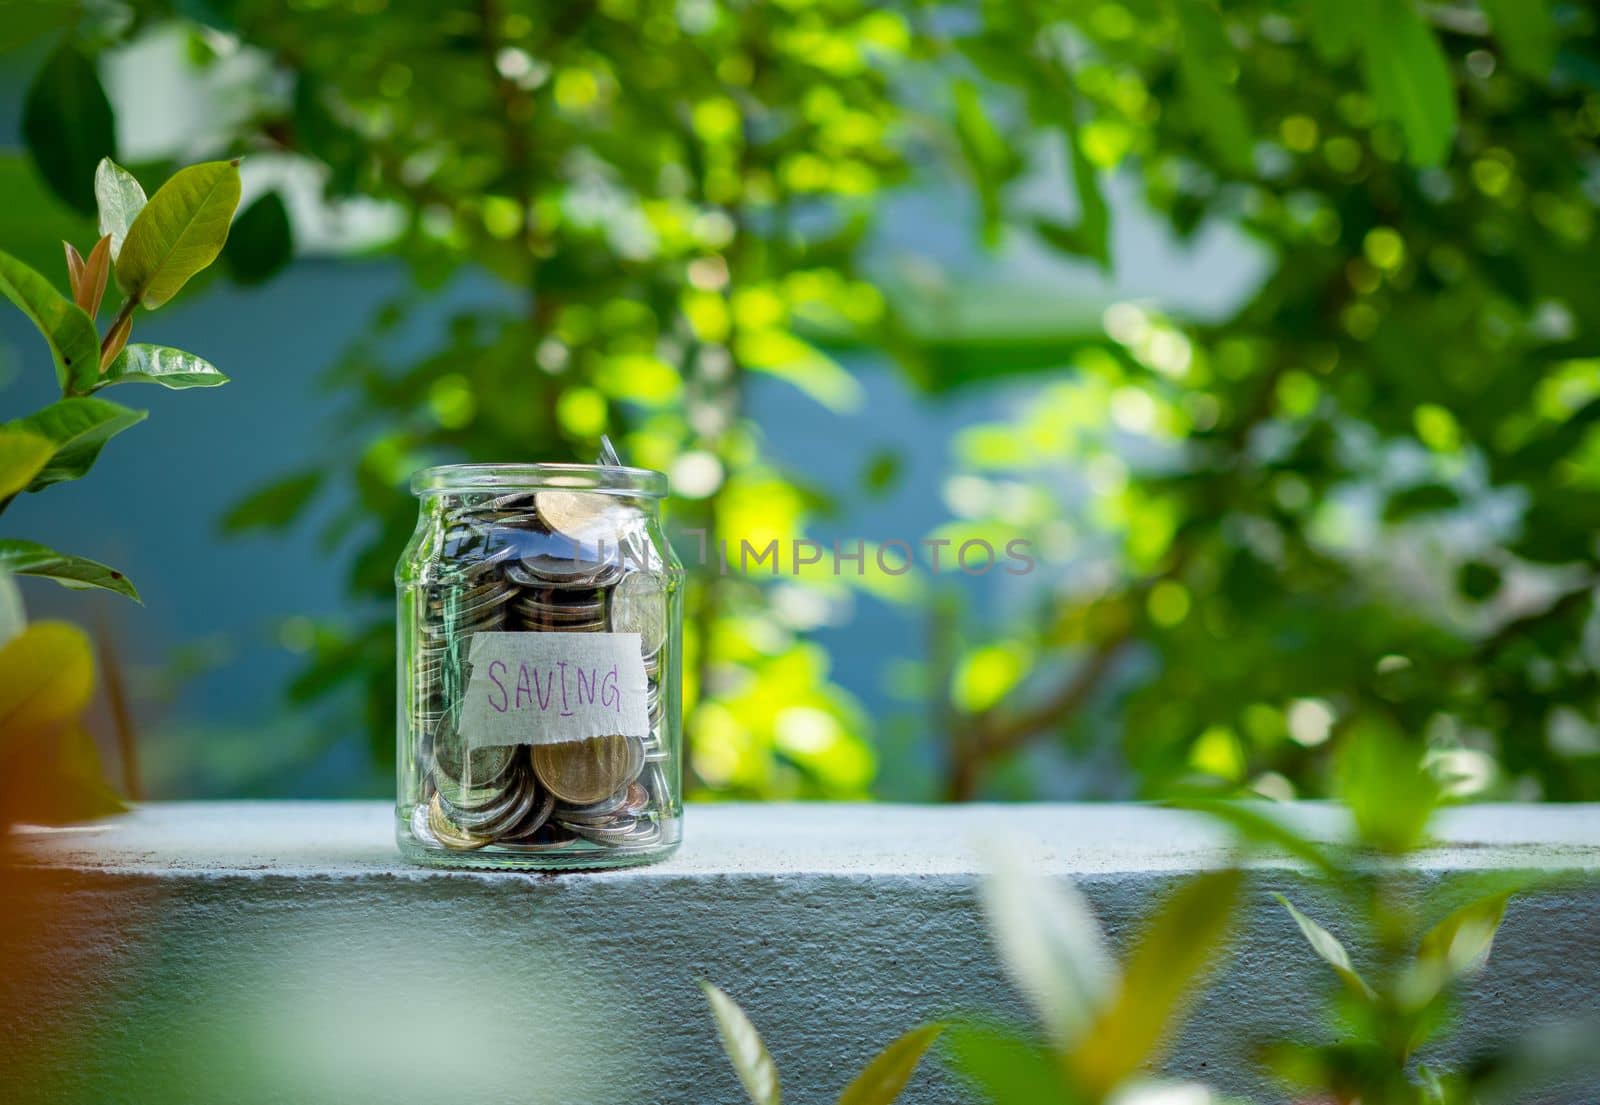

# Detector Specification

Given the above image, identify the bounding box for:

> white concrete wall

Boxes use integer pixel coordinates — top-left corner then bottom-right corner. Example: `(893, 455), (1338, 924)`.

(4, 802), (1598, 1105)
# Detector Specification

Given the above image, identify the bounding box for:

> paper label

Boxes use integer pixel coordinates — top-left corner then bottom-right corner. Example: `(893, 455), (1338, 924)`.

(460, 632), (648, 747)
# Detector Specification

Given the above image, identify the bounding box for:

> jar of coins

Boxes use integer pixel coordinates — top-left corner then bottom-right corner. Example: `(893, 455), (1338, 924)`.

(395, 462), (683, 869)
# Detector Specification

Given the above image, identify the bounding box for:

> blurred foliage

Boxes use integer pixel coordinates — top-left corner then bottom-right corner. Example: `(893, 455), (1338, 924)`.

(8, 0), (1600, 803)
(1196, 732), (1598, 1105)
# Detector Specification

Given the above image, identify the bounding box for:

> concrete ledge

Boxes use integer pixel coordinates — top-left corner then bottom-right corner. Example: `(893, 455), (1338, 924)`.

(5, 802), (1598, 1104)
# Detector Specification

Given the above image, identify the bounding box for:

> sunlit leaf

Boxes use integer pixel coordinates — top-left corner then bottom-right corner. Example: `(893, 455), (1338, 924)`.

(1274, 894), (1376, 1002)
(0, 248), (101, 392)
(980, 845), (1115, 1049)
(7, 397), (147, 490)
(0, 723), (125, 825)
(0, 621), (95, 755)
(223, 190), (293, 285)
(0, 429), (54, 500)
(836, 1022), (945, 1105)
(1074, 870), (1242, 1094)
(22, 44), (115, 214)
(0, 539), (140, 602)
(115, 159), (242, 309)
(942, 1022), (1073, 1105)
(95, 158), (148, 262)
(736, 330), (863, 413)
(99, 344), (229, 390)
(701, 982), (781, 1105)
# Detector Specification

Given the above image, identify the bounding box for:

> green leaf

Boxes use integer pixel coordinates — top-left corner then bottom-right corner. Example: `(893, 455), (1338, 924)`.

(223, 190), (294, 285)
(979, 846), (1114, 1049)
(220, 470), (324, 533)
(1275, 895), (1376, 1002)
(1410, 888), (1515, 997)
(1074, 870), (1242, 1094)
(0, 248), (102, 392)
(1169, 798), (1346, 879)
(115, 160), (242, 309)
(0, 539), (139, 602)
(1336, 719), (1439, 854)
(0, 429), (55, 499)
(95, 158), (148, 262)
(1352, 0), (1458, 166)
(1175, 0), (1254, 174)
(7, 397), (147, 490)
(22, 44), (116, 214)
(1302, 0), (1358, 62)
(836, 1023), (946, 1105)
(942, 1023), (1073, 1105)
(99, 344), (229, 390)
(701, 982), (781, 1105)
(952, 79), (1016, 249)
(1479, 0), (1556, 77)
(0, 1), (76, 52)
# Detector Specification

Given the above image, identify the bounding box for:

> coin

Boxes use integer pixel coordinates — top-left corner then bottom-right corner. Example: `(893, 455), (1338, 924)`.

(497, 786), (557, 841)
(432, 714), (517, 785)
(428, 794), (491, 851)
(530, 735), (637, 804)
(609, 571), (667, 655)
(535, 490), (632, 543)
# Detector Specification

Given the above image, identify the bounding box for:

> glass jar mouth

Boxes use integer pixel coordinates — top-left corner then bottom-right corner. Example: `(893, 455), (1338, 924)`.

(411, 462), (668, 498)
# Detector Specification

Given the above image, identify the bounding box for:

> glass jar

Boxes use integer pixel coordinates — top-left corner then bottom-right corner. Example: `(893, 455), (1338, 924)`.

(395, 462), (683, 870)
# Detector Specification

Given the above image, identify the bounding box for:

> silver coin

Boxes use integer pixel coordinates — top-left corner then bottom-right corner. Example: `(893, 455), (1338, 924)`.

(410, 802), (439, 847)
(609, 572), (667, 655)
(432, 714), (517, 785)
(496, 786), (557, 841)
(535, 490), (634, 543)
(456, 771), (539, 836)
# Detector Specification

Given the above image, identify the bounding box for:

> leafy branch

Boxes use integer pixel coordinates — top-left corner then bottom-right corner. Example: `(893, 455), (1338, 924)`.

(0, 153), (241, 826)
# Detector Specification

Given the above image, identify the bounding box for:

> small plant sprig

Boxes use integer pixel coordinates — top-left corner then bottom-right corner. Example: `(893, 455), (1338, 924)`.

(700, 856), (1242, 1105)
(1184, 723), (1597, 1105)
(701, 981), (946, 1105)
(0, 156), (240, 597)
(0, 156), (241, 826)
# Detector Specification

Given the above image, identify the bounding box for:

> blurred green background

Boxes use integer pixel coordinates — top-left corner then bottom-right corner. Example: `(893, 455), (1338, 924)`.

(3, 0), (1598, 805)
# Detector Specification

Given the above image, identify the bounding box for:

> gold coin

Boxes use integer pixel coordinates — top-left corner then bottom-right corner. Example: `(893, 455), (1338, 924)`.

(428, 794), (491, 851)
(529, 736), (635, 805)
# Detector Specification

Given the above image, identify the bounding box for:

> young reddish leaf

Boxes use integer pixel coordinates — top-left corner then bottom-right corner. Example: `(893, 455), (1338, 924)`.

(100, 310), (132, 371)
(77, 233), (111, 318)
(63, 240), (85, 296)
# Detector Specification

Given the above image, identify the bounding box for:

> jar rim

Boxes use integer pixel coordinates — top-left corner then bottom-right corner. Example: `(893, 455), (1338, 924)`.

(411, 462), (668, 497)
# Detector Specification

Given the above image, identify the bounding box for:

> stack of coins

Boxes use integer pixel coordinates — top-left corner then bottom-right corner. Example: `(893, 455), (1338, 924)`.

(408, 487), (672, 856)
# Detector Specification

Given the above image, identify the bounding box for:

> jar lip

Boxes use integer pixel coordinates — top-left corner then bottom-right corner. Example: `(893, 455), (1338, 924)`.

(411, 462), (668, 497)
